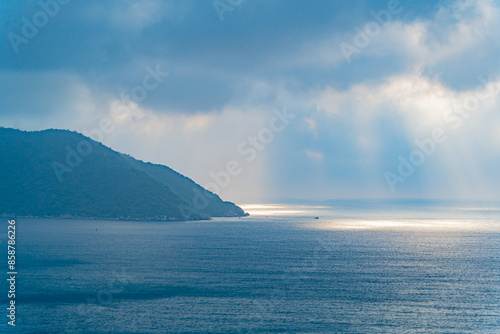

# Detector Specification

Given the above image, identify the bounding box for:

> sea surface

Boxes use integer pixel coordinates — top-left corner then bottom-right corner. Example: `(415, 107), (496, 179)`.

(1, 200), (500, 333)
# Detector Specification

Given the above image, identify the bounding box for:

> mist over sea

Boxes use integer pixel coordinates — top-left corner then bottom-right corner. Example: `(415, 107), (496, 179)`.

(2, 200), (499, 333)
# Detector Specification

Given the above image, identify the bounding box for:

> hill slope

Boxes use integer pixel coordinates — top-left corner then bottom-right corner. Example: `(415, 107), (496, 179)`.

(0, 127), (246, 220)
(121, 155), (246, 218)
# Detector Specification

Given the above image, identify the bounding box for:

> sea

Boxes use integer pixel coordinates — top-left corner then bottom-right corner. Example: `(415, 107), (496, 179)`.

(1, 200), (499, 333)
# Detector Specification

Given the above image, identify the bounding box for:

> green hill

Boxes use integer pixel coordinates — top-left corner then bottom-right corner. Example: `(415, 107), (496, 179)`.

(0, 127), (246, 220)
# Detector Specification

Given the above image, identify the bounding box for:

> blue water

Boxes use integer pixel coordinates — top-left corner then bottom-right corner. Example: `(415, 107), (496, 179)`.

(1, 201), (500, 333)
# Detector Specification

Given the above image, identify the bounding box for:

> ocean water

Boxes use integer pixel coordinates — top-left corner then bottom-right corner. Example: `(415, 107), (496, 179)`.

(1, 201), (500, 333)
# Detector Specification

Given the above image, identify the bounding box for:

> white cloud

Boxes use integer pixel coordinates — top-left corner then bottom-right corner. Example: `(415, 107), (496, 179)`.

(293, 0), (500, 71)
(375, 0), (499, 66)
(315, 71), (500, 133)
(306, 150), (324, 161)
(85, 0), (192, 29)
(311, 69), (500, 199)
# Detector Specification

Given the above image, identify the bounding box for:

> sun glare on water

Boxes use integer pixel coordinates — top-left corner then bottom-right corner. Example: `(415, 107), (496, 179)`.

(239, 204), (307, 216)
(308, 219), (489, 231)
(240, 204), (500, 231)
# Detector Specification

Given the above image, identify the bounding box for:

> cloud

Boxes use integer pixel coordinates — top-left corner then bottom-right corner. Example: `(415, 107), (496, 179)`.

(287, 0), (500, 89)
(1, 0), (500, 201)
(308, 68), (500, 199)
(0, 70), (109, 128)
(306, 150), (324, 161)
(377, 0), (498, 64)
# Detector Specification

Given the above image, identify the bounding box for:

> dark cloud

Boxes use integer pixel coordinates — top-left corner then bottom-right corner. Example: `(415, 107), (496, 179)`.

(1, 0), (499, 201)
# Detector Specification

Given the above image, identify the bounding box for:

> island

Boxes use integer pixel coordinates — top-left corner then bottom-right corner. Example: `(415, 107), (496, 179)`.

(0, 127), (247, 220)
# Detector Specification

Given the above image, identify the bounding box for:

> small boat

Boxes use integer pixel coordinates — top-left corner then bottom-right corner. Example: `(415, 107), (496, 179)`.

(314, 217), (319, 219)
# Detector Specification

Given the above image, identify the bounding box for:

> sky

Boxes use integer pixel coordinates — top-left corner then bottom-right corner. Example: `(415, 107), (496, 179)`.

(1, 0), (500, 203)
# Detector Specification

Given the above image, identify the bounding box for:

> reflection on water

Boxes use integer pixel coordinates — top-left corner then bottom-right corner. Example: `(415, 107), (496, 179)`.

(309, 218), (500, 231)
(241, 204), (329, 216)
(243, 201), (500, 231)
